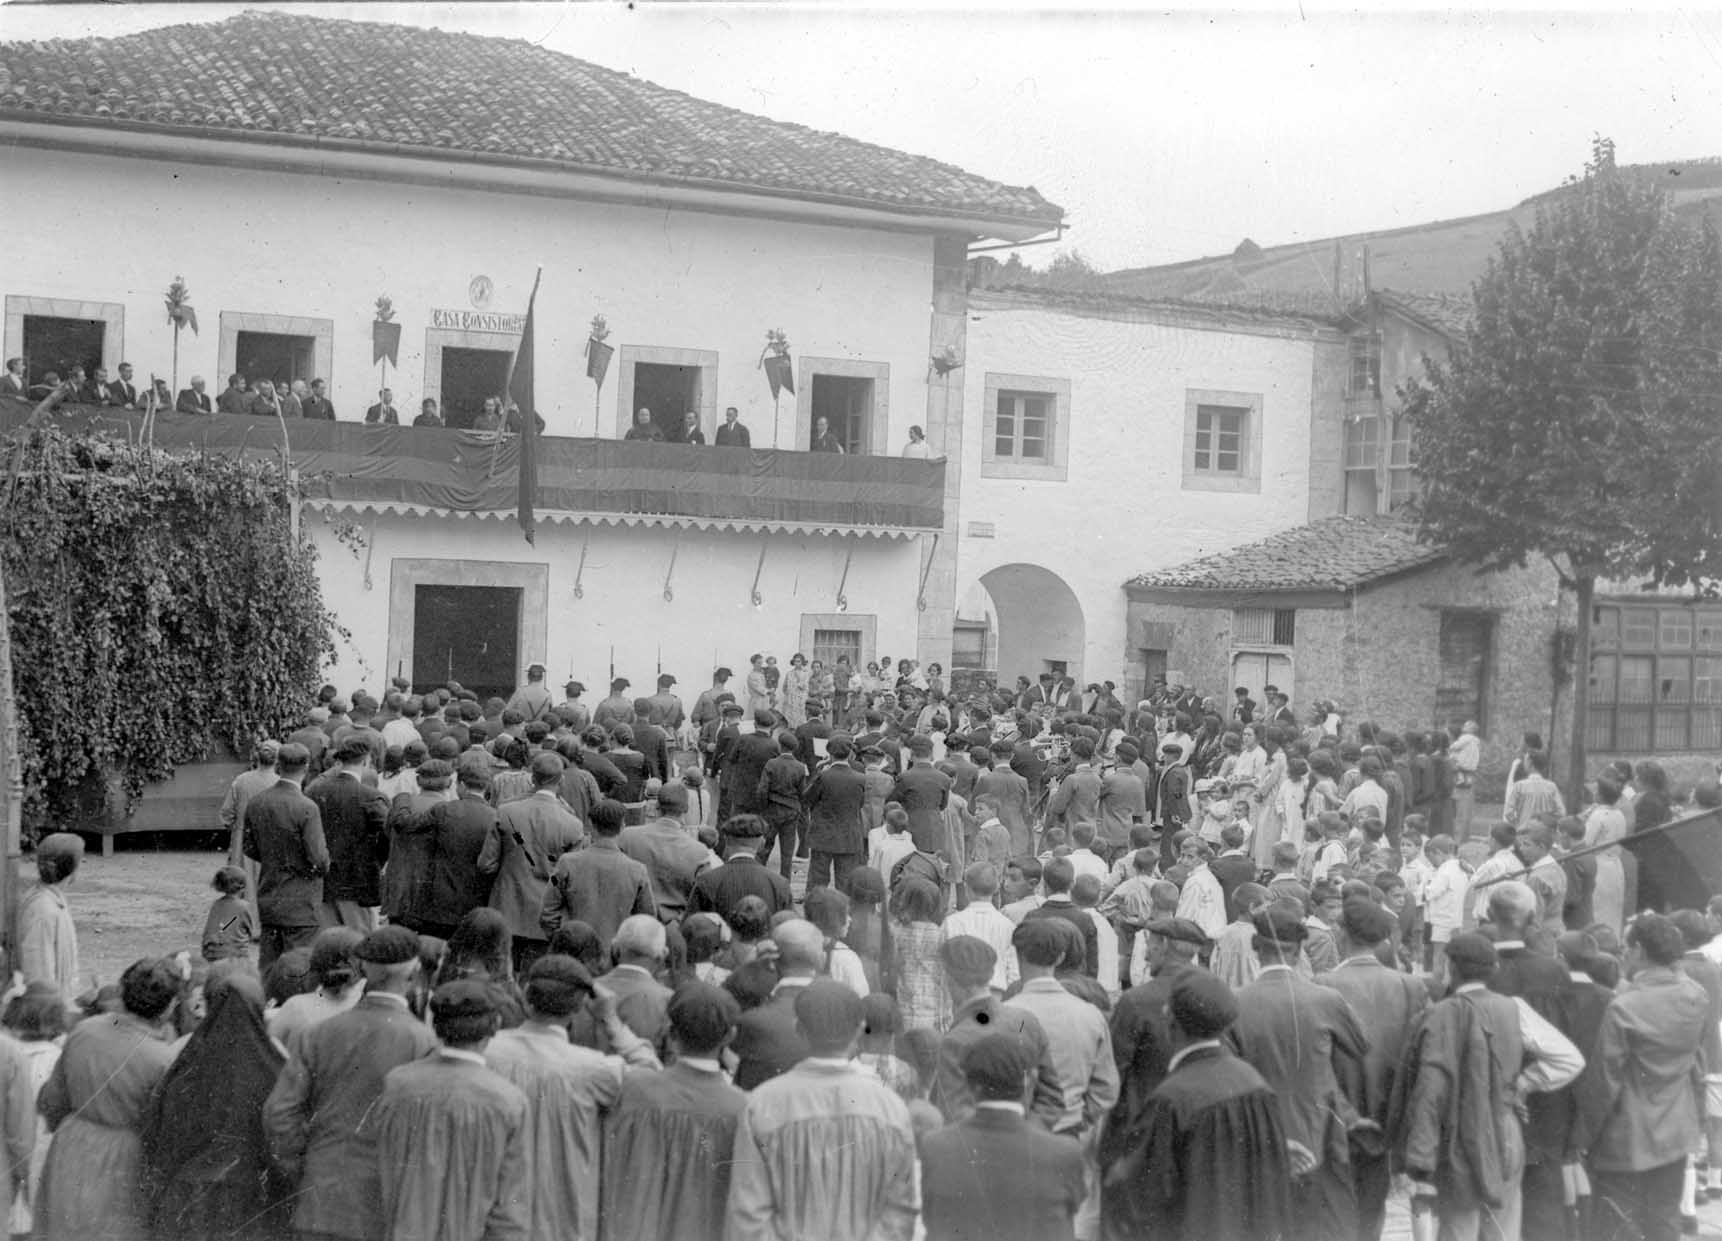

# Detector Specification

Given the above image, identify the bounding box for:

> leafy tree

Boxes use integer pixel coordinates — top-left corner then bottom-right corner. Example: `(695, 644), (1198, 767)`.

(0, 424), (342, 828)
(1402, 138), (1722, 800)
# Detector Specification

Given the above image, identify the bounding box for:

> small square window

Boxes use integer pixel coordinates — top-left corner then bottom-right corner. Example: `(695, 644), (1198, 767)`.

(1194, 405), (1247, 476)
(982, 375), (1070, 481)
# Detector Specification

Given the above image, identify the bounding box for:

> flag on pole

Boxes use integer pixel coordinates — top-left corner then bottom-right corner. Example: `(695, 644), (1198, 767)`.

(504, 268), (543, 545)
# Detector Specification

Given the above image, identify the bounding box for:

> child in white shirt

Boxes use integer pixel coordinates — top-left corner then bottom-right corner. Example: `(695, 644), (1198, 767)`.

(1421, 833), (1470, 988)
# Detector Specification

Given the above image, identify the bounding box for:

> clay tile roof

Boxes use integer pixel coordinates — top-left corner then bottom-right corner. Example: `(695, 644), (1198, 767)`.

(1126, 516), (1448, 593)
(0, 11), (1063, 230)
(1377, 289), (1473, 338)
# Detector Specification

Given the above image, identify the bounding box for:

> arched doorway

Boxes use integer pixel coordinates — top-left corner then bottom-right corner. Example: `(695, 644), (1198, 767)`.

(977, 563), (1086, 688)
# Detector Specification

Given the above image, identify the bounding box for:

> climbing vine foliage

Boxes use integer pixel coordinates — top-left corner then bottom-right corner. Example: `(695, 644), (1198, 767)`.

(0, 425), (341, 824)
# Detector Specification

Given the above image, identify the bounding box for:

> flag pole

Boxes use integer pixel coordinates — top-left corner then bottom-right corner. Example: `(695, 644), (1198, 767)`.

(504, 267), (544, 546)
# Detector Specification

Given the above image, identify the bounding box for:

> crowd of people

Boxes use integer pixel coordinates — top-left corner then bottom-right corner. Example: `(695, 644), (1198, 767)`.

(1, 657), (1719, 1241)
(3, 359), (945, 456)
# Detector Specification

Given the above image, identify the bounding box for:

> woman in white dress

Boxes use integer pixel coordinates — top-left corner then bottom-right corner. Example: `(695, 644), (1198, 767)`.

(744, 653), (771, 718)
(1249, 727), (1288, 871)
(1584, 773), (1629, 936)
(781, 653), (810, 728)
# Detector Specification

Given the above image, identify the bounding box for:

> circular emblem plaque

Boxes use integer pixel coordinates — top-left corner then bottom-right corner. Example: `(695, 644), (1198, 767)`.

(468, 276), (494, 309)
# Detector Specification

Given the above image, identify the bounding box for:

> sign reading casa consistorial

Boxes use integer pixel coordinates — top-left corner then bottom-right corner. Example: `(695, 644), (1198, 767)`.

(431, 308), (525, 334)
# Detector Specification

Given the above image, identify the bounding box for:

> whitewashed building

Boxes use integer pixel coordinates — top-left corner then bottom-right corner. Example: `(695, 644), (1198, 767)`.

(948, 285), (1350, 699)
(0, 11), (1063, 697)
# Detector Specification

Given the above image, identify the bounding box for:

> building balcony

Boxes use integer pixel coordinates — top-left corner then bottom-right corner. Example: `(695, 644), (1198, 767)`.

(0, 401), (947, 535)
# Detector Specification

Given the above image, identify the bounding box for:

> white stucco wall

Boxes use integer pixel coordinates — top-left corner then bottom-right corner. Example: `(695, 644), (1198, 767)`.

(1, 145), (937, 449)
(957, 293), (1343, 687)
(306, 508), (926, 697)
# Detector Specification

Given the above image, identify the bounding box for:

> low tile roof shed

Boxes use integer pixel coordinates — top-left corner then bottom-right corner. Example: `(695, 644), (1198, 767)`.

(1126, 516), (1449, 598)
(0, 11), (1063, 233)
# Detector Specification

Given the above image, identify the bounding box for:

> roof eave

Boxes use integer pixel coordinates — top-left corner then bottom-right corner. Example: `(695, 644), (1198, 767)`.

(1123, 583), (1353, 609)
(0, 113), (1064, 243)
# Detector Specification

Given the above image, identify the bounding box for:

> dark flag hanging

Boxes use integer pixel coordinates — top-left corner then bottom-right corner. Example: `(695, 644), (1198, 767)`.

(506, 268), (543, 545)
(1620, 805), (1722, 913)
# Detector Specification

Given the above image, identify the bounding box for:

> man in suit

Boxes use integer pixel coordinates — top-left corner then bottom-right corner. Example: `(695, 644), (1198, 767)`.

(713, 405), (751, 447)
(262, 924), (439, 1241)
(416, 761), (501, 938)
(80, 365), (118, 405)
(175, 374), (214, 415)
(1230, 906), (1369, 1241)
(921, 1032), (1087, 1241)
(217, 373), (248, 414)
(109, 361), (140, 408)
(242, 742), (330, 971)
(365, 387), (400, 425)
(890, 735), (952, 854)
(689, 814), (793, 922)
(599, 914), (675, 1055)
(480, 750), (584, 973)
(1023, 858), (1101, 979)
(301, 377), (336, 420)
(803, 735), (867, 892)
(1315, 899), (1429, 1241)
(731, 919), (823, 1089)
(1209, 823), (1258, 921)
(618, 780), (710, 921)
(793, 701), (833, 771)
(719, 711), (780, 822)
(539, 799), (653, 949)
(304, 735), (390, 933)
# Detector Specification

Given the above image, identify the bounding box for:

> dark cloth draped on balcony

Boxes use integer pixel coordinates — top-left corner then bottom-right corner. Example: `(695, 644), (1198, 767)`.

(0, 401), (945, 531)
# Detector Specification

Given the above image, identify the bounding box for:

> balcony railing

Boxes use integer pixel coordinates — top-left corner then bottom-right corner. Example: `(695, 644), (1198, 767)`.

(0, 401), (947, 531)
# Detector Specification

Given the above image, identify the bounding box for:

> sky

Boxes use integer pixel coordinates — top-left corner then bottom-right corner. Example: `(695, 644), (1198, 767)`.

(3, 2), (1719, 271)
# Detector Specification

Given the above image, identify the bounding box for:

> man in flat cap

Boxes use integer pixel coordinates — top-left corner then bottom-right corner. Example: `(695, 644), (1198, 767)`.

(505, 662), (555, 723)
(1228, 905), (1369, 1241)
(718, 709), (780, 824)
(603, 982), (748, 1241)
(264, 924), (439, 1241)
(1398, 932), (1583, 1241)
(593, 678), (636, 731)
(242, 742), (329, 972)
(1315, 899), (1429, 1241)
(920, 1032), (1087, 1241)
(375, 981), (529, 1241)
(1100, 917), (1208, 1194)
(481, 750), (585, 974)
(18, 832), (84, 991)
(1105, 971), (1296, 1241)
(726, 979), (918, 1241)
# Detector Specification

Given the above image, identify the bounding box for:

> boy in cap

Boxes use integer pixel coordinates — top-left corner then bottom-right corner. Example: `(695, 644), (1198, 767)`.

(920, 1032), (1087, 1241)
(726, 980), (918, 1241)
(374, 981), (529, 1241)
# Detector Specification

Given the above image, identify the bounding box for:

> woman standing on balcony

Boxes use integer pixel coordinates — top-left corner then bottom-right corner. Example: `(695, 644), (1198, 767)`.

(782, 655), (811, 728)
(624, 407), (665, 442)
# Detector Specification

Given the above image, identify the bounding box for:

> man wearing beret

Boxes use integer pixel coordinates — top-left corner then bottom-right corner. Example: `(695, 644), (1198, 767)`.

(1315, 899), (1429, 1241)
(603, 982), (748, 1241)
(375, 981), (530, 1240)
(485, 955), (660, 1239)
(242, 742), (330, 971)
(920, 1032), (1087, 1241)
(1398, 932), (1583, 1241)
(1228, 906), (1370, 1241)
(264, 925), (439, 1241)
(726, 980), (918, 1241)
(1104, 971), (1297, 1241)
(934, 935), (1063, 1126)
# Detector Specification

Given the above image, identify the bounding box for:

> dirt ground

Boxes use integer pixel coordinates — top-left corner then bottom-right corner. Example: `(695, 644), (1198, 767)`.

(48, 835), (225, 989)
